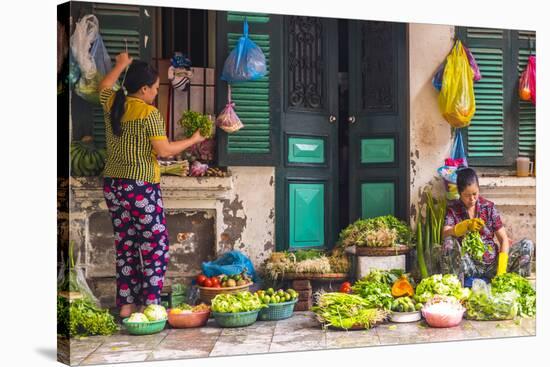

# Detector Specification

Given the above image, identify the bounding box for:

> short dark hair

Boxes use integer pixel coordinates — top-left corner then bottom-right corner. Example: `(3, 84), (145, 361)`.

(456, 167), (479, 193)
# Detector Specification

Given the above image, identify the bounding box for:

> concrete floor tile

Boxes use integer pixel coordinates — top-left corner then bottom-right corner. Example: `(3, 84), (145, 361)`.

(80, 350), (151, 365)
(516, 317), (536, 335)
(272, 329), (325, 343)
(219, 321), (276, 336)
(469, 320), (531, 338)
(326, 328), (380, 349)
(69, 339), (103, 366)
(269, 337), (326, 353)
(93, 332), (168, 353)
(209, 334), (272, 357)
(163, 326), (221, 341)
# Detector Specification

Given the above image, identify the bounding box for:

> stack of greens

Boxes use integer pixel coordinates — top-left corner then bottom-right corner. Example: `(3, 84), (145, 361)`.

(416, 190), (447, 278)
(211, 291), (267, 313)
(351, 278), (393, 310)
(491, 273), (536, 317)
(414, 274), (470, 303)
(461, 231), (485, 262)
(312, 292), (389, 330)
(263, 249), (350, 280)
(360, 268), (410, 286)
(464, 280), (518, 320)
(338, 215), (412, 248)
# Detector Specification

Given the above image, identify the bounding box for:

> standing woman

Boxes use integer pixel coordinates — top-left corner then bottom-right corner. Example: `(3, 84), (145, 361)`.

(98, 53), (205, 318)
(441, 167), (533, 282)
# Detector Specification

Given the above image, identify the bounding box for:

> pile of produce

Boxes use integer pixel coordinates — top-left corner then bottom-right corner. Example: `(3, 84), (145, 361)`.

(211, 291), (266, 313)
(170, 303), (210, 314)
(178, 110), (214, 139)
(255, 288), (298, 304)
(71, 136), (106, 177)
(391, 296), (422, 313)
(58, 241), (118, 337)
(196, 271), (252, 288)
(127, 304), (168, 322)
(416, 190), (447, 278)
(491, 273), (536, 317)
(351, 277), (393, 310)
(461, 231), (485, 262)
(338, 215), (412, 248)
(159, 160), (189, 177)
(57, 296), (118, 337)
(464, 280), (518, 320)
(312, 292), (389, 330)
(263, 249), (349, 280)
(361, 268), (409, 287)
(414, 274), (470, 303)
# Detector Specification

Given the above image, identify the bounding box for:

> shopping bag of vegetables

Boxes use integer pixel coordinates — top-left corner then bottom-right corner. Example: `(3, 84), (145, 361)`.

(519, 55), (536, 105)
(438, 40), (476, 128)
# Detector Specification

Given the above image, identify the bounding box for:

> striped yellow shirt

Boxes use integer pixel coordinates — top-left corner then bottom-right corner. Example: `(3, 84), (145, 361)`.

(99, 88), (167, 183)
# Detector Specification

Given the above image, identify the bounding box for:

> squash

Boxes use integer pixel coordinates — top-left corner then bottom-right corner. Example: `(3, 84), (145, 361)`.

(391, 275), (414, 297)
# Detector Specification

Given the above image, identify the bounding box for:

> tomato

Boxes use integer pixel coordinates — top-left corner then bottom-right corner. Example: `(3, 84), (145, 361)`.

(211, 277), (220, 286)
(196, 274), (207, 286)
(340, 282), (352, 293)
(212, 284), (221, 288)
(203, 278), (213, 288)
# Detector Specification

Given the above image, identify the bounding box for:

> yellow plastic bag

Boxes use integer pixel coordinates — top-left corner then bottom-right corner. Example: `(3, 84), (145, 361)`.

(438, 41), (476, 128)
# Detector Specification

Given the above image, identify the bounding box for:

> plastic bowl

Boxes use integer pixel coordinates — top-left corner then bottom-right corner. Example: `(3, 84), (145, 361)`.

(122, 318), (167, 335)
(389, 310), (422, 323)
(167, 310), (210, 328)
(422, 308), (465, 328)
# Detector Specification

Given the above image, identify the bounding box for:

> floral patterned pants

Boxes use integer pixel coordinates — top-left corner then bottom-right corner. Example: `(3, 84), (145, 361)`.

(103, 178), (170, 306)
(440, 237), (533, 282)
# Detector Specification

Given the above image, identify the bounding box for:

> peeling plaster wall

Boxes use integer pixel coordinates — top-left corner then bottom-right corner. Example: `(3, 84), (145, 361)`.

(409, 23), (455, 222)
(223, 166), (276, 266)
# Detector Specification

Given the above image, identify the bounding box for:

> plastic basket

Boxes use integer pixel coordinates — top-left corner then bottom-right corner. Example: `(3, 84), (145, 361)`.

(122, 318), (167, 335)
(198, 282), (252, 304)
(212, 309), (260, 328)
(258, 299), (298, 321)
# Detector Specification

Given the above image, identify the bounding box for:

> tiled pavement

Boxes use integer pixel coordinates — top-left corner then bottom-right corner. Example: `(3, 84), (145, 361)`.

(58, 312), (536, 366)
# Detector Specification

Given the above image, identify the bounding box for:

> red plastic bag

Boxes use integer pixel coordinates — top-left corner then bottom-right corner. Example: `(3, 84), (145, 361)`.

(216, 86), (244, 133)
(519, 55), (536, 104)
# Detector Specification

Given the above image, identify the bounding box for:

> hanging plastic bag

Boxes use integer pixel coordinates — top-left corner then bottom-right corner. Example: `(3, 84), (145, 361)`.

(463, 45), (482, 82)
(71, 15), (113, 104)
(450, 128), (468, 167)
(216, 86), (244, 133)
(519, 55), (536, 104)
(168, 52), (193, 92)
(438, 129), (468, 200)
(221, 19), (267, 83)
(438, 40), (476, 128)
(464, 279), (519, 320)
(432, 62), (445, 91)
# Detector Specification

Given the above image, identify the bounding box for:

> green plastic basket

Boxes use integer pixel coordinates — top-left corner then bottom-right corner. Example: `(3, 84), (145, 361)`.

(122, 318), (167, 335)
(258, 299), (298, 321)
(212, 309), (260, 328)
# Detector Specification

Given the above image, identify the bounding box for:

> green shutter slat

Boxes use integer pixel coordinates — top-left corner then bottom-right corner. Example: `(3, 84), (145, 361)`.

(227, 12), (270, 23)
(467, 28), (503, 39)
(467, 46), (504, 158)
(518, 30), (536, 40)
(93, 4), (140, 16)
(226, 23), (271, 155)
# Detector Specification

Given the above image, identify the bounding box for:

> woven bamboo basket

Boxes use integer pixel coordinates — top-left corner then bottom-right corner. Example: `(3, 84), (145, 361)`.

(198, 282), (252, 303)
(355, 244), (410, 256)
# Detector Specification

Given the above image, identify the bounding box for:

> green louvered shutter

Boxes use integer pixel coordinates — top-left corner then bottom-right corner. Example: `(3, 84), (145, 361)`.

(517, 31), (536, 158)
(459, 27), (510, 165)
(216, 12), (282, 166)
(91, 3), (153, 148)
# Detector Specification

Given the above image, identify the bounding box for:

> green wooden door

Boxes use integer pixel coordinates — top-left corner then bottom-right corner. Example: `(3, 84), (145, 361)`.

(347, 21), (409, 222)
(276, 16), (339, 250)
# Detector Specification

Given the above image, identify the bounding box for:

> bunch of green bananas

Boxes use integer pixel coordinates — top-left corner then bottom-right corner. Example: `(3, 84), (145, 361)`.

(71, 136), (106, 177)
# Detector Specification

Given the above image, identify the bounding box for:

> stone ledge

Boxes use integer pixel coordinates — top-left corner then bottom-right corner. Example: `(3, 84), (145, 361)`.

(479, 176), (535, 206)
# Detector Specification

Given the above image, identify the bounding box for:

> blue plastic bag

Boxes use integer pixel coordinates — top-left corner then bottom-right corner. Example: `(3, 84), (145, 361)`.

(221, 19), (267, 83)
(451, 128), (468, 167)
(201, 250), (258, 281)
(432, 62), (445, 91)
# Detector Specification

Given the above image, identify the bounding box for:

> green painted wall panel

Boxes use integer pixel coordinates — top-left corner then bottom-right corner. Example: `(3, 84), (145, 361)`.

(288, 137), (325, 164)
(361, 138), (395, 163)
(361, 182), (395, 219)
(289, 183), (324, 248)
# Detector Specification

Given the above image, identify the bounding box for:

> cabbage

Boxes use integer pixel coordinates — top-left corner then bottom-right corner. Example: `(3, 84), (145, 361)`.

(143, 304), (168, 321)
(127, 312), (149, 323)
(414, 274), (469, 303)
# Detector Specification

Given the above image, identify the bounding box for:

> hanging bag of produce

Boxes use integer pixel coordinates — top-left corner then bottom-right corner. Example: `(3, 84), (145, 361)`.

(216, 86), (244, 133)
(432, 44), (481, 91)
(71, 14), (113, 104)
(437, 129), (468, 200)
(519, 55), (536, 104)
(221, 18), (267, 83)
(438, 40), (476, 128)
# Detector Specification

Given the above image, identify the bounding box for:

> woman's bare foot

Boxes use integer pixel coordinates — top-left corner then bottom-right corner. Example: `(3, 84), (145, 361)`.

(120, 304), (137, 318)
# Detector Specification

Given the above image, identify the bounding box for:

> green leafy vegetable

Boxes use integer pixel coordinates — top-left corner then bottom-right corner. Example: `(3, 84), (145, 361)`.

(351, 278), (393, 310)
(312, 292), (389, 330)
(464, 287), (518, 320)
(338, 215), (413, 248)
(211, 291), (267, 313)
(491, 273), (536, 317)
(178, 111), (214, 139)
(391, 296), (419, 313)
(414, 274), (470, 303)
(57, 296), (118, 338)
(461, 231), (485, 262)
